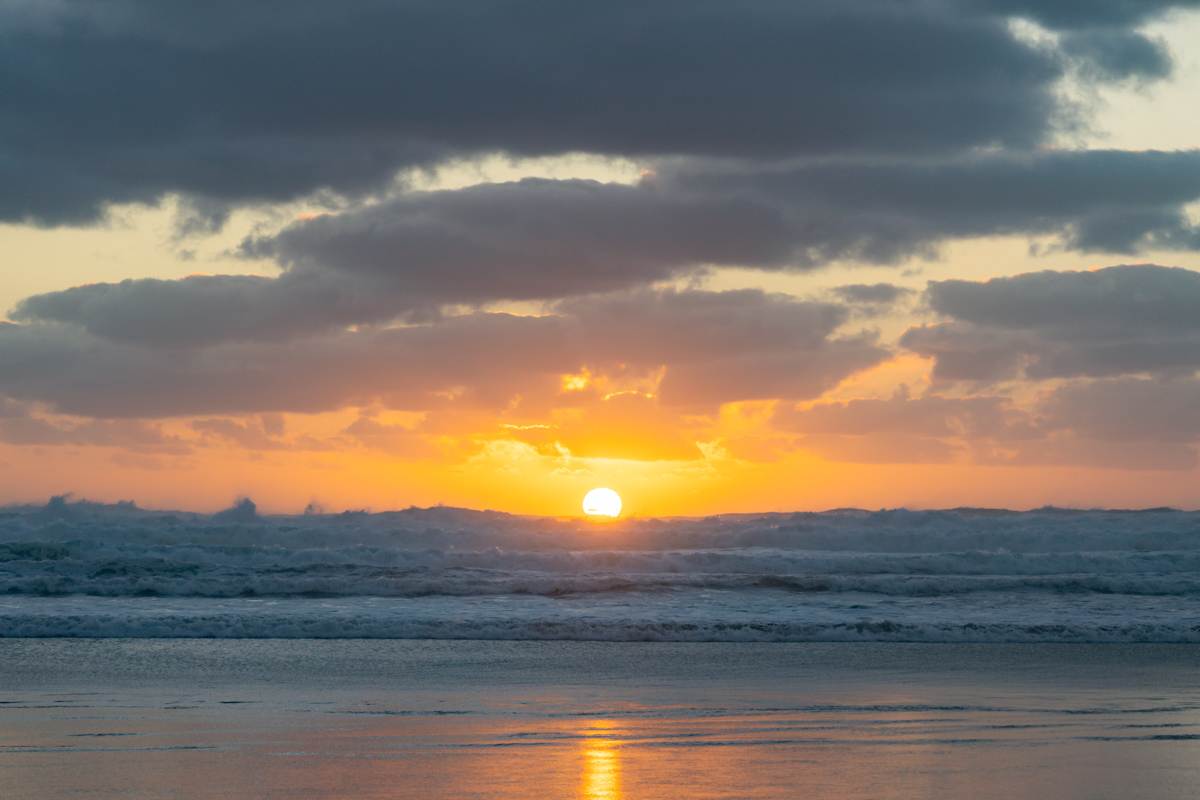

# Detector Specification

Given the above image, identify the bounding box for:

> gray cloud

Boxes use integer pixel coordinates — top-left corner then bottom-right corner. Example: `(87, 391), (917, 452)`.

(259, 148), (1200, 292)
(6, 0), (1194, 225)
(267, 149), (1200, 276)
(972, 0), (1189, 82)
(1061, 29), (1173, 81)
(191, 416), (290, 451)
(10, 273), (405, 347)
(0, 289), (885, 418)
(773, 390), (1032, 464)
(927, 264), (1200, 333)
(776, 392), (1027, 439)
(13, 275), (333, 347)
(774, 379), (1200, 469)
(663, 150), (1200, 260)
(244, 177), (795, 309)
(0, 409), (189, 453)
(554, 289), (889, 407)
(903, 264), (1200, 380)
(971, 0), (1199, 27)
(19, 149), (1200, 349)
(1038, 377), (1200, 441)
(831, 283), (914, 306)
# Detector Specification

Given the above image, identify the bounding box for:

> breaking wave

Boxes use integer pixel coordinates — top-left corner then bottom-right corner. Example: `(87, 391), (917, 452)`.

(2, 498), (1199, 641)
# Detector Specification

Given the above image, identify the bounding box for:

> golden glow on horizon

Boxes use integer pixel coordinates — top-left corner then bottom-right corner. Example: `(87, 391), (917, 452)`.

(5, 12), (1200, 520)
(583, 487), (622, 518)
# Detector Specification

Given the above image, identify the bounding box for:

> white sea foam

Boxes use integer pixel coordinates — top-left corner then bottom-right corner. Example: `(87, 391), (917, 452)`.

(1, 498), (1198, 641)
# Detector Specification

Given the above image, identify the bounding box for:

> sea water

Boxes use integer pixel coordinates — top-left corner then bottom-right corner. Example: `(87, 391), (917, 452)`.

(1, 499), (1198, 641)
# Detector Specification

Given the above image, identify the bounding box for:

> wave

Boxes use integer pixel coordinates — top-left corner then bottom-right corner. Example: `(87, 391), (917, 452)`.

(5, 560), (1200, 598)
(4, 607), (1200, 643)
(4, 499), (1200, 641)
(5, 498), (1199, 554)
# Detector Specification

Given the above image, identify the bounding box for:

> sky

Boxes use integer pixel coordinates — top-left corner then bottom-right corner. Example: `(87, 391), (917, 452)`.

(3, 0), (1200, 515)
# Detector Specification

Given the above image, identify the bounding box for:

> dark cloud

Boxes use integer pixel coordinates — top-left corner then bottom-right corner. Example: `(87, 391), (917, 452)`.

(0, 290), (885, 418)
(13, 275), (328, 347)
(22, 149), (1198, 349)
(1038, 377), (1200, 441)
(971, 0), (1199, 27)
(1061, 29), (1173, 80)
(927, 264), (1200, 332)
(8, 0), (1191, 225)
(243, 178), (795, 312)
(904, 264), (1200, 380)
(663, 150), (1200, 260)
(972, 0), (1191, 81)
(0, 315), (570, 418)
(10, 273), (401, 347)
(256, 148), (1200, 301)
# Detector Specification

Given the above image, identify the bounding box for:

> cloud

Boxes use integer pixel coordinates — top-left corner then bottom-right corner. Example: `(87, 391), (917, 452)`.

(0, 408), (189, 453)
(831, 283), (914, 305)
(0, 289), (886, 418)
(260, 147), (1200, 294)
(17, 149), (1200, 350)
(774, 378), (1200, 469)
(926, 264), (1200, 333)
(191, 415), (289, 450)
(1038, 377), (1200, 442)
(661, 150), (1200, 260)
(340, 414), (447, 459)
(903, 264), (1200, 380)
(776, 391), (1025, 439)
(5, 0), (1193, 225)
(555, 289), (889, 407)
(242, 177), (796, 312)
(1061, 29), (1173, 80)
(773, 390), (1033, 464)
(972, 0), (1199, 27)
(10, 274), (386, 347)
(504, 393), (706, 461)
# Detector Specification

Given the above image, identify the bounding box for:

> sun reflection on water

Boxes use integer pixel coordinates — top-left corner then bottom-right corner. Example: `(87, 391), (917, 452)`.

(580, 721), (622, 800)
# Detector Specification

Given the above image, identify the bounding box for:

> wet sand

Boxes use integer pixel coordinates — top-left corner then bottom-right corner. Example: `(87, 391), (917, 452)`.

(3, 640), (1200, 799)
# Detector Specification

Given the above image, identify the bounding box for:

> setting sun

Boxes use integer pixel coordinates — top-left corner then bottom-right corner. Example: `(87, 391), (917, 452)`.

(582, 487), (622, 518)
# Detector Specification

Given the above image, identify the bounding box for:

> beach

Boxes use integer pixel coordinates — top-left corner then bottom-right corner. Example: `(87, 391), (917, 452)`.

(5, 504), (1200, 797)
(4, 639), (1200, 799)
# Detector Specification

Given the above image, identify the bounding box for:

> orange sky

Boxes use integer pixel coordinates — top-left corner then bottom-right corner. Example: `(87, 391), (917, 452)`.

(3, 7), (1200, 515)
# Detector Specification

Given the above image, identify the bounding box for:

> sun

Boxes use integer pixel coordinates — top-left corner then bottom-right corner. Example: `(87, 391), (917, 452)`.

(582, 487), (622, 518)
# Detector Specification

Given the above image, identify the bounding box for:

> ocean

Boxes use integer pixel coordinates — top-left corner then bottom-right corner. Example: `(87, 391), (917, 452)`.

(5, 500), (1200, 797)
(1, 498), (1198, 642)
